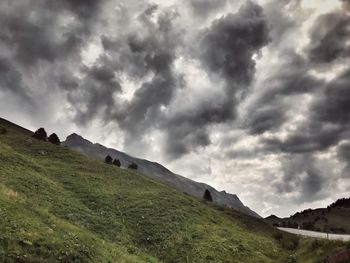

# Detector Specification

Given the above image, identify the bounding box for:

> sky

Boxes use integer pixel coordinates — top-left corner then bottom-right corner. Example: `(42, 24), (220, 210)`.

(0, 0), (349, 217)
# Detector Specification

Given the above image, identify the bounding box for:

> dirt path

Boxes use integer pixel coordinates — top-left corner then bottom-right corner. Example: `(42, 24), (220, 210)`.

(278, 227), (350, 241)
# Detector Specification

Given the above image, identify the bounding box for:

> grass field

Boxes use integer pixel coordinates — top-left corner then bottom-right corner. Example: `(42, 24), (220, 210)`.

(0, 118), (348, 262)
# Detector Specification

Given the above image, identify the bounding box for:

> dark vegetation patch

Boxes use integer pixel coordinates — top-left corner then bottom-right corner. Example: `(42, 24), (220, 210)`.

(32, 128), (47, 141)
(128, 163), (138, 170)
(104, 155), (112, 164)
(0, 126), (6, 135)
(113, 159), (121, 167)
(48, 133), (60, 146)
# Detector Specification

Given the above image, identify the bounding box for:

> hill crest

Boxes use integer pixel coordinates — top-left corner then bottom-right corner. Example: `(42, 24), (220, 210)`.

(63, 133), (261, 218)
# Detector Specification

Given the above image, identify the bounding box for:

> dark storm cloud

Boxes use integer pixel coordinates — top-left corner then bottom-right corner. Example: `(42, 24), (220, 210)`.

(163, 1), (270, 158)
(110, 8), (180, 137)
(275, 154), (327, 203)
(259, 5), (350, 154)
(0, 58), (26, 96)
(338, 141), (350, 177)
(66, 63), (122, 125)
(0, 0), (101, 66)
(263, 66), (350, 154)
(200, 1), (270, 89)
(164, 101), (233, 158)
(47, 0), (102, 20)
(307, 12), (350, 64)
(61, 4), (182, 151)
(243, 52), (322, 135)
(313, 70), (350, 126)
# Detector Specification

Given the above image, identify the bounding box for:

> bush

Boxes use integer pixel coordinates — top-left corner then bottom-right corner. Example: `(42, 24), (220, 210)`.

(113, 159), (121, 167)
(203, 189), (213, 202)
(286, 254), (297, 263)
(105, 155), (113, 164)
(0, 126), (6, 135)
(48, 133), (60, 145)
(273, 232), (283, 241)
(128, 163), (138, 170)
(310, 240), (320, 250)
(282, 237), (299, 251)
(32, 128), (47, 141)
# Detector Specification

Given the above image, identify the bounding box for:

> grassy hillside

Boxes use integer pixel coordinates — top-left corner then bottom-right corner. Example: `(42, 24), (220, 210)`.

(0, 118), (347, 262)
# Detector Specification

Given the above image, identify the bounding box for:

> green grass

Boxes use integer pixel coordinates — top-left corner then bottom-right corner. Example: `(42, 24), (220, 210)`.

(0, 118), (347, 262)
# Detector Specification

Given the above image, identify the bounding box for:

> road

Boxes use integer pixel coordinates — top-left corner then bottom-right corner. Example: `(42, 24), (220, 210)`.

(278, 227), (350, 241)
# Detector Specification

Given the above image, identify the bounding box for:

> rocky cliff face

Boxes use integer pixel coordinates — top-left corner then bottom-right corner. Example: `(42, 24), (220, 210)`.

(63, 133), (260, 218)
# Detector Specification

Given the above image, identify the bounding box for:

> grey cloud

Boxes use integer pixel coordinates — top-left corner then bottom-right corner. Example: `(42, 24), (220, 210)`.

(263, 0), (304, 47)
(313, 70), (350, 126)
(66, 63), (122, 125)
(163, 98), (238, 159)
(246, 106), (286, 135)
(0, 58), (25, 95)
(190, 0), (227, 17)
(307, 12), (350, 64)
(258, 7), (350, 153)
(244, 52), (322, 135)
(115, 10), (180, 135)
(262, 68), (350, 154)
(0, 0), (101, 66)
(47, 0), (102, 20)
(341, 0), (350, 10)
(66, 5), (183, 151)
(163, 1), (271, 158)
(338, 141), (350, 177)
(275, 154), (327, 203)
(200, 1), (270, 88)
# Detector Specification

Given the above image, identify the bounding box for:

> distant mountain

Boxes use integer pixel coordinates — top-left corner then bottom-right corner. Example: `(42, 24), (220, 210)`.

(63, 133), (261, 218)
(265, 198), (350, 234)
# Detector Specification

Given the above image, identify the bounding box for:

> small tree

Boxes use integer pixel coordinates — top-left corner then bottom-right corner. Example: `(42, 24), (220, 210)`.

(105, 155), (113, 164)
(128, 163), (138, 170)
(32, 128), (47, 141)
(113, 159), (121, 167)
(203, 189), (213, 202)
(48, 133), (60, 145)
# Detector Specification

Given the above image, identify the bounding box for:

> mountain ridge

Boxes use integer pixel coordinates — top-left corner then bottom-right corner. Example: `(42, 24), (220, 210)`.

(265, 198), (350, 234)
(63, 133), (261, 218)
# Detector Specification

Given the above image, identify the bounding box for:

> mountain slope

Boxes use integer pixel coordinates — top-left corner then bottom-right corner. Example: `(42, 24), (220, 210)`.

(265, 198), (350, 234)
(63, 133), (260, 218)
(0, 117), (347, 262)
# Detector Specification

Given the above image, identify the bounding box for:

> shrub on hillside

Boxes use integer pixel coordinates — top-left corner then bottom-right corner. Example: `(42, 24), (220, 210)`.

(105, 155), (113, 164)
(48, 133), (61, 145)
(0, 126), (6, 135)
(113, 159), (121, 167)
(128, 163), (138, 170)
(273, 232), (283, 241)
(32, 128), (47, 141)
(283, 237), (299, 251)
(203, 189), (213, 202)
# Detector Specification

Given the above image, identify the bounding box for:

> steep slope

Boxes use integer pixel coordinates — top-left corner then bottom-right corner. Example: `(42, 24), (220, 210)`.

(0, 117), (347, 262)
(63, 133), (260, 218)
(265, 198), (350, 234)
